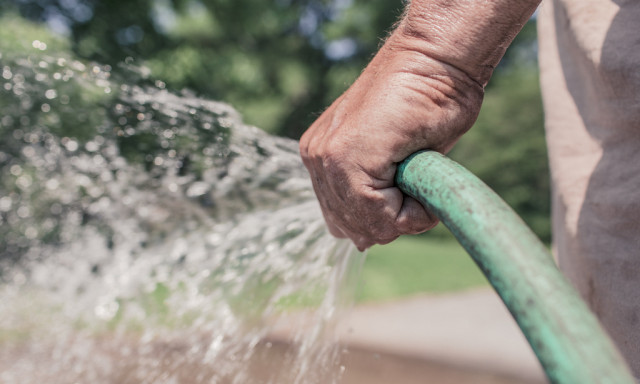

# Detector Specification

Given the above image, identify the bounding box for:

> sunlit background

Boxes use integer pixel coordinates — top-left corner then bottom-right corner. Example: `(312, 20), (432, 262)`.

(0, 0), (550, 289)
(0, 1), (549, 383)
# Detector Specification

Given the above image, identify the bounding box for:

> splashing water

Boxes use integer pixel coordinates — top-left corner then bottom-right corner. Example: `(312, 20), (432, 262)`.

(0, 39), (364, 383)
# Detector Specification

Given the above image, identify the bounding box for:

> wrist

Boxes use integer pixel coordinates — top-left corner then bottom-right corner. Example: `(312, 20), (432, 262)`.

(352, 42), (485, 155)
(390, 0), (540, 86)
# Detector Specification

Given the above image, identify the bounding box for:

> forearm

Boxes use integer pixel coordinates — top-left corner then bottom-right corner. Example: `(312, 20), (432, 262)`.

(392, 0), (541, 86)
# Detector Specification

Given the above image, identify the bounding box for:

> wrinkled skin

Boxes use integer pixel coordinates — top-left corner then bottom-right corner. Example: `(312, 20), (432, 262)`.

(300, 32), (484, 251)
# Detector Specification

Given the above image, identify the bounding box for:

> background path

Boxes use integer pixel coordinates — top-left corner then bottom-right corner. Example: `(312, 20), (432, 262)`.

(336, 288), (546, 382)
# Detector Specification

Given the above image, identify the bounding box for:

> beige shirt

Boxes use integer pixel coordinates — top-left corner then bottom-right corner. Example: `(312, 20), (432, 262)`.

(538, 0), (640, 375)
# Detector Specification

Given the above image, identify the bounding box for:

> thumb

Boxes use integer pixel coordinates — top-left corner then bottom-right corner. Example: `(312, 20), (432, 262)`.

(395, 195), (439, 234)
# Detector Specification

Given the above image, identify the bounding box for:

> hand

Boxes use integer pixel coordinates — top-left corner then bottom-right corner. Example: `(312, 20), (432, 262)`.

(300, 0), (538, 250)
(300, 31), (484, 251)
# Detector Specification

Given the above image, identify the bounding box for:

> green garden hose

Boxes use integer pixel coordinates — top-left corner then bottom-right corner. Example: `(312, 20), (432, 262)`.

(395, 150), (635, 384)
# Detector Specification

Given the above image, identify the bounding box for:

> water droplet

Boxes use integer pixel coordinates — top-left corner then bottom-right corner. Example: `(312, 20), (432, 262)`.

(25, 226), (38, 239)
(16, 175), (33, 189)
(2, 67), (12, 80)
(46, 179), (60, 190)
(1, 115), (14, 127)
(96, 79), (110, 88)
(27, 133), (40, 144)
(41, 103), (51, 113)
(72, 61), (86, 72)
(0, 197), (12, 212)
(45, 89), (57, 100)
(64, 139), (78, 152)
(32, 40), (47, 50)
(16, 206), (30, 218)
(10, 164), (22, 176)
(186, 182), (209, 197)
(92, 155), (105, 167)
(13, 73), (25, 85)
(85, 141), (99, 152)
(95, 298), (120, 320)
(22, 146), (35, 158)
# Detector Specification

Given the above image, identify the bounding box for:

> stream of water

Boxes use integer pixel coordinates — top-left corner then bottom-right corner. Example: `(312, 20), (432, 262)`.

(0, 40), (363, 383)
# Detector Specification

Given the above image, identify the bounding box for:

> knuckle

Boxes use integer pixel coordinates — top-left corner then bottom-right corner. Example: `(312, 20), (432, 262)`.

(299, 137), (310, 159)
(377, 235), (399, 246)
(322, 142), (348, 167)
(364, 217), (398, 241)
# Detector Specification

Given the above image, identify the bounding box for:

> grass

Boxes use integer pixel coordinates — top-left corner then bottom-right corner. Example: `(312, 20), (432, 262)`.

(356, 230), (489, 303)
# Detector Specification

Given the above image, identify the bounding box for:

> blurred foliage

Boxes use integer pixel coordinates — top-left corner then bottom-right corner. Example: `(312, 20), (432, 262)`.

(0, 2), (550, 240)
(0, 0), (405, 137)
(449, 66), (550, 242)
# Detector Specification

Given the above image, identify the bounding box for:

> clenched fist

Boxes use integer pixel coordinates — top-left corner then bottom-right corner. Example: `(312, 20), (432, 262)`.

(300, 0), (539, 250)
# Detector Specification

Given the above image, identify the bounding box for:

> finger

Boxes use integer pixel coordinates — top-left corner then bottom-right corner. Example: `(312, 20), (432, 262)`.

(308, 169), (351, 240)
(363, 187), (403, 240)
(353, 230), (399, 251)
(302, 147), (344, 237)
(313, 189), (349, 239)
(396, 195), (439, 234)
(375, 234), (400, 246)
(353, 235), (375, 252)
(326, 219), (378, 252)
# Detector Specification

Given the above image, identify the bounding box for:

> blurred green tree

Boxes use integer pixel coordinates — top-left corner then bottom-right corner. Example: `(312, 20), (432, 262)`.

(449, 66), (550, 242)
(0, 0), (406, 137)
